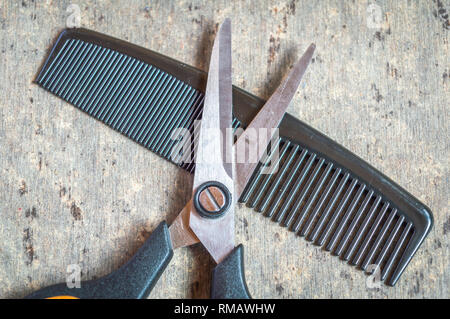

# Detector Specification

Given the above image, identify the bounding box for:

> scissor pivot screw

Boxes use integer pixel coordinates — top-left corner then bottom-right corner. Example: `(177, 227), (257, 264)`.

(194, 181), (231, 219)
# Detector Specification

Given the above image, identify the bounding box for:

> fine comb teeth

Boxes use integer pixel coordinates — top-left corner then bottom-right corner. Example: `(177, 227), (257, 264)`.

(36, 28), (433, 286)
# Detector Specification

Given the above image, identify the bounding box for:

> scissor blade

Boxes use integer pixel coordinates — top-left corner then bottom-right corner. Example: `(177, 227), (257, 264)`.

(193, 18), (233, 187)
(169, 20), (234, 254)
(234, 43), (316, 197)
(188, 19), (235, 264)
(169, 200), (199, 249)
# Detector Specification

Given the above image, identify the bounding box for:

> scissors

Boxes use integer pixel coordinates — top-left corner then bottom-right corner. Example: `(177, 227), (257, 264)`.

(26, 19), (315, 299)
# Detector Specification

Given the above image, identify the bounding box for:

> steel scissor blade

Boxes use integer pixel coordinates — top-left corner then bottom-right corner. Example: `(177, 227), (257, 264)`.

(188, 19), (236, 264)
(192, 18), (233, 189)
(234, 43), (316, 197)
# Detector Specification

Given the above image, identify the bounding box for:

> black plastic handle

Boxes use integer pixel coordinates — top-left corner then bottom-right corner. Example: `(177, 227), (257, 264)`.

(26, 221), (173, 299)
(210, 244), (251, 299)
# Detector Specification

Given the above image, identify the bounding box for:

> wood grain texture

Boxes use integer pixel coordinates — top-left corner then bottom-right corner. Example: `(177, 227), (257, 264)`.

(0, 0), (448, 298)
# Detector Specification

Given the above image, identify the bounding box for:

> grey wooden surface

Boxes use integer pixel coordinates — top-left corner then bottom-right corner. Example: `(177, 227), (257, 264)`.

(0, 0), (448, 299)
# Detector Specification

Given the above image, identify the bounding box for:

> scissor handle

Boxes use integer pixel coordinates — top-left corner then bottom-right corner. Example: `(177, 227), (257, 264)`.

(26, 221), (250, 299)
(25, 222), (173, 299)
(211, 244), (251, 299)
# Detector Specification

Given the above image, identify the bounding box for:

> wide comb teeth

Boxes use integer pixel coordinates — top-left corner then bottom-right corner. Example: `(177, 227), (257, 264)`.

(238, 136), (418, 285)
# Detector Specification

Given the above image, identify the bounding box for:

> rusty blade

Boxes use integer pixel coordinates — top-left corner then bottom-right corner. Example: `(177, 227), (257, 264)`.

(191, 18), (233, 193)
(188, 18), (235, 264)
(234, 43), (315, 197)
(168, 19), (234, 261)
(169, 200), (199, 249)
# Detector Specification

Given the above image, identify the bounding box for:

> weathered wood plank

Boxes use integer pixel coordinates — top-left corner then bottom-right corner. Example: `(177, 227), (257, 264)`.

(0, 0), (448, 298)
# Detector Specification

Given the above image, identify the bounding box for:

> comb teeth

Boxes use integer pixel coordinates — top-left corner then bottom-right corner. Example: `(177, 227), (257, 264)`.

(37, 38), (204, 172)
(36, 32), (431, 287)
(239, 138), (417, 286)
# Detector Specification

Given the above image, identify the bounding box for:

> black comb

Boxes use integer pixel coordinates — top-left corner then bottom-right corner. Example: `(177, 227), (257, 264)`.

(35, 28), (432, 286)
